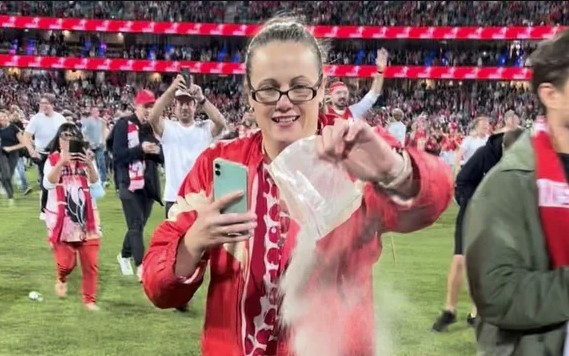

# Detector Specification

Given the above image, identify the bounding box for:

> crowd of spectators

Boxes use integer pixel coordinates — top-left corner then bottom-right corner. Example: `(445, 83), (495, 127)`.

(0, 32), (536, 68)
(0, 69), (539, 133)
(1, 1), (566, 26)
(0, 1), (227, 23)
(236, 1), (568, 26)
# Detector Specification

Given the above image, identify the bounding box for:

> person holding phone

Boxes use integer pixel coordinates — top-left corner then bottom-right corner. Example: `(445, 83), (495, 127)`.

(112, 89), (164, 281)
(42, 123), (101, 311)
(143, 16), (452, 355)
(147, 71), (225, 311)
(147, 71), (226, 220)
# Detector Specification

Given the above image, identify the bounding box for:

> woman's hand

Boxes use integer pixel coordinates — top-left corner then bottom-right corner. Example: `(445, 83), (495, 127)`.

(58, 151), (72, 166)
(175, 191), (256, 277)
(183, 191), (256, 256)
(316, 119), (405, 183)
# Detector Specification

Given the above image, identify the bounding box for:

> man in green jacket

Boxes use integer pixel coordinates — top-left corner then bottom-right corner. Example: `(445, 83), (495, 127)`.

(464, 30), (569, 355)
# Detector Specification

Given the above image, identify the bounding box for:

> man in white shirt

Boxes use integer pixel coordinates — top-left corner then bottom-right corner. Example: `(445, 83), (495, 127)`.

(453, 117), (490, 175)
(22, 93), (66, 216)
(147, 74), (225, 311)
(148, 74), (226, 218)
(387, 108), (407, 145)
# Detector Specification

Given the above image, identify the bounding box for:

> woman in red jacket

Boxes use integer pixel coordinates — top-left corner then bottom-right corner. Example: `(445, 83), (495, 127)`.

(142, 16), (453, 356)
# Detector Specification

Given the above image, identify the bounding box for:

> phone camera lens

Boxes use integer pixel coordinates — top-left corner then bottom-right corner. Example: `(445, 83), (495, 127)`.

(214, 163), (220, 169)
(215, 170), (221, 176)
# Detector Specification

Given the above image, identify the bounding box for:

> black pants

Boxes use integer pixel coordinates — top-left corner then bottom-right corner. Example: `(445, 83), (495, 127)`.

(454, 200), (468, 255)
(37, 153), (48, 212)
(165, 201), (175, 219)
(119, 186), (154, 266)
(0, 151), (19, 199)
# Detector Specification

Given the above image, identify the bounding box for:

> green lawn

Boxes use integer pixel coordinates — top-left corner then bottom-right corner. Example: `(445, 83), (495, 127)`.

(0, 180), (476, 356)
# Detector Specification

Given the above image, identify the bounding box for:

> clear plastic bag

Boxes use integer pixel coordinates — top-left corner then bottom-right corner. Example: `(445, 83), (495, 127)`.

(269, 136), (366, 356)
(268, 135), (363, 241)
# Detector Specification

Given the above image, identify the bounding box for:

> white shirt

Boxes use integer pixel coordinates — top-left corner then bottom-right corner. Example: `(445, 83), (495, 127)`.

(349, 91), (380, 121)
(387, 121), (407, 145)
(161, 119), (214, 202)
(25, 112), (66, 152)
(460, 135), (488, 165)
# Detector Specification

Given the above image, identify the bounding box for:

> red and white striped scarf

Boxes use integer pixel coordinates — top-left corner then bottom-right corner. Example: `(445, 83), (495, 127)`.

(127, 120), (145, 192)
(533, 117), (569, 268)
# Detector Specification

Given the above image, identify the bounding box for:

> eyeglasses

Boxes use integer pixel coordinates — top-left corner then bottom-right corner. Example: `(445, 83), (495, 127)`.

(249, 74), (323, 105)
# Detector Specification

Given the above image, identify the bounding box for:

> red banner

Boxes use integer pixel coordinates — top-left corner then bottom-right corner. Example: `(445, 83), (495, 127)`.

(0, 55), (532, 80)
(0, 15), (564, 40)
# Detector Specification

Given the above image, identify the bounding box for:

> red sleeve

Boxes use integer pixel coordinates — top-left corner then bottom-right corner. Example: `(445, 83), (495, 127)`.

(142, 148), (214, 309)
(363, 127), (453, 233)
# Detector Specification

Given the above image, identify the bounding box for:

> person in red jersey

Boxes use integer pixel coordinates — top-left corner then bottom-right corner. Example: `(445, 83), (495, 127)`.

(320, 48), (388, 127)
(406, 115), (428, 150)
(142, 17), (453, 356)
(440, 122), (463, 167)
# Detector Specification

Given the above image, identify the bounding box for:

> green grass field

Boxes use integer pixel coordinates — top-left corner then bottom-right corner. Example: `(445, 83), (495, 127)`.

(0, 179), (476, 356)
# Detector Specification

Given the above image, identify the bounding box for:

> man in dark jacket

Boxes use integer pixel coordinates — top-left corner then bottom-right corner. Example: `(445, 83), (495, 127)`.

(112, 89), (164, 282)
(432, 127), (524, 332)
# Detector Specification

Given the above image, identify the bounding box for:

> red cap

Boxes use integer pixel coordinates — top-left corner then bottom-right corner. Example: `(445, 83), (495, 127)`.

(328, 81), (348, 94)
(134, 89), (156, 106)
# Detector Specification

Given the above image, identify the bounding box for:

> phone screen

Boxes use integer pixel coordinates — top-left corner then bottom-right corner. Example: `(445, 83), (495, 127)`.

(181, 68), (192, 86)
(69, 140), (85, 154)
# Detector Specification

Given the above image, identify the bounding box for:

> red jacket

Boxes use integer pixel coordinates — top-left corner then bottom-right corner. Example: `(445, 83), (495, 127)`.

(142, 129), (452, 356)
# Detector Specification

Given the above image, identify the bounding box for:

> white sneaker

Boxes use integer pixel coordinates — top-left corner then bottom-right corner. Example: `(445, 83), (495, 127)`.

(117, 254), (134, 276)
(39, 212), (46, 221)
(136, 265), (143, 283)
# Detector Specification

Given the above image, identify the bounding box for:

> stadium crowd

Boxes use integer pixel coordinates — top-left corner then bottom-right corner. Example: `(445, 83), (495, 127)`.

(0, 69), (538, 132)
(1, 1), (567, 26)
(0, 34), (536, 68)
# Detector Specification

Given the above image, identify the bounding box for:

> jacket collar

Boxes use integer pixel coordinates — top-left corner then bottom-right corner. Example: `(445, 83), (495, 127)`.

(499, 132), (535, 172)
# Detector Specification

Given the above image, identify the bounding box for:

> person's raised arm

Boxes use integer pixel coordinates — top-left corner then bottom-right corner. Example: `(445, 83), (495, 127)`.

(148, 74), (186, 137)
(189, 83), (226, 137)
(349, 49), (387, 120)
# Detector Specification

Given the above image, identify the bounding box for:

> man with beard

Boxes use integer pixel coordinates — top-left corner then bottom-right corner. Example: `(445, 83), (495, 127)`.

(147, 74), (225, 311)
(148, 74), (225, 218)
(320, 49), (388, 126)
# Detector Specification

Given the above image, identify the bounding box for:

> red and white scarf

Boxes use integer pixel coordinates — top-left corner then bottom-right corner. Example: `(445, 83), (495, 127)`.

(48, 152), (96, 244)
(128, 120), (145, 192)
(533, 118), (569, 268)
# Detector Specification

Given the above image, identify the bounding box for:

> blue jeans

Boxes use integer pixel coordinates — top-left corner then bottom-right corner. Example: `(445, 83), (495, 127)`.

(14, 157), (28, 191)
(93, 147), (107, 184)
